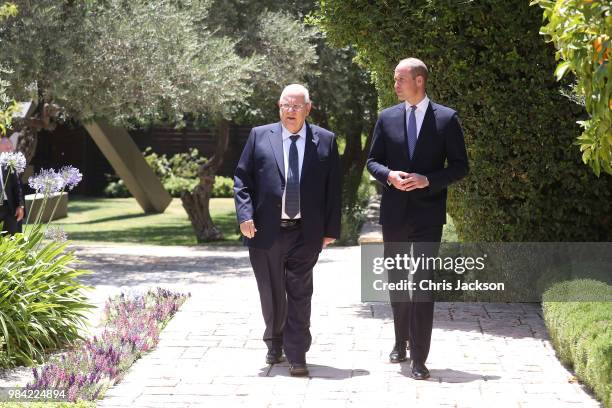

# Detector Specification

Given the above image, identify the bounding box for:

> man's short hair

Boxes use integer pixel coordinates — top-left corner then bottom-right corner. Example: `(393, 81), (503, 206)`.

(398, 58), (428, 81)
(280, 84), (311, 104)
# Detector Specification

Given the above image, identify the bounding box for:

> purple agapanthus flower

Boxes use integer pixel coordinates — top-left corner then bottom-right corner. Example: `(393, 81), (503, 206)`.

(58, 165), (82, 191)
(0, 151), (27, 174)
(28, 169), (65, 194)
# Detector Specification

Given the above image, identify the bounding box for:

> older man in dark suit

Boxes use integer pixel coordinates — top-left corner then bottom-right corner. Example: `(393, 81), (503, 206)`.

(234, 84), (341, 376)
(367, 58), (469, 380)
(0, 137), (25, 235)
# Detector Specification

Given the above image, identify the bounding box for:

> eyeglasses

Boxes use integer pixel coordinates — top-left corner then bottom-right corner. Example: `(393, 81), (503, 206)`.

(279, 103), (306, 111)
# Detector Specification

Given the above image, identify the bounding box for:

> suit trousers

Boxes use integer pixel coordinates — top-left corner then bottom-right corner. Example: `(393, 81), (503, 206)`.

(248, 224), (320, 364)
(0, 203), (20, 235)
(382, 223), (443, 364)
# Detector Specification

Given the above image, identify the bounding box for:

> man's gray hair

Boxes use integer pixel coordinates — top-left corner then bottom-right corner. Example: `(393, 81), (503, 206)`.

(397, 58), (428, 81)
(280, 84), (311, 104)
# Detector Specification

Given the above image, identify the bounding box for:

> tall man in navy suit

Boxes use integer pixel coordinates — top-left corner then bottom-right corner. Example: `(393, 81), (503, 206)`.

(367, 58), (468, 379)
(234, 84), (341, 376)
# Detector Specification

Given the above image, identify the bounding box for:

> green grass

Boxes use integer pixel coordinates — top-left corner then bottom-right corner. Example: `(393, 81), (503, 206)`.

(28, 197), (240, 246)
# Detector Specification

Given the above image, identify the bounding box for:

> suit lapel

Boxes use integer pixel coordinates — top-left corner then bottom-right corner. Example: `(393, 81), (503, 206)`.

(267, 122), (285, 180)
(391, 104), (411, 164)
(412, 102), (436, 160)
(301, 122), (319, 187)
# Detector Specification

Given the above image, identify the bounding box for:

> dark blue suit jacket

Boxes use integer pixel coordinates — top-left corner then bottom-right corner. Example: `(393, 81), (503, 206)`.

(1, 168), (24, 211)
(234, 122), (342, 250)
(367, 101), (468, 227)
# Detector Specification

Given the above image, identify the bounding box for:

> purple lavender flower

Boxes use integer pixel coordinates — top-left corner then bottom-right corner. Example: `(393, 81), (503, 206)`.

(58, 165), (82, 191)
(28, 168), (65, 194)
(0, 151), (27, 174)
(44, 226), (68, 242)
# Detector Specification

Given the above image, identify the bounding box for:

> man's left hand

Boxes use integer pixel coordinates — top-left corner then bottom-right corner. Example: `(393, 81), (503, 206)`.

(400, 173), (429, 191)
(322, 237), (335, 248)
(15, 206), (24, 222)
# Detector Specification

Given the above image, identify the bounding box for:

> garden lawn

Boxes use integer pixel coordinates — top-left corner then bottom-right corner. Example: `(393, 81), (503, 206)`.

(29, 197), (240, 246)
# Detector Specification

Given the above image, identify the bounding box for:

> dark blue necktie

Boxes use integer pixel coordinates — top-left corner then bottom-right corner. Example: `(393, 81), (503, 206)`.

(407, 105), (417, 159)
(285, 135), (300, 218)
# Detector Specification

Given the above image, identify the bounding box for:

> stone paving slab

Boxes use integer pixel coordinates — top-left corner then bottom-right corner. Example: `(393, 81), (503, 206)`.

(59, 243), (602, 408)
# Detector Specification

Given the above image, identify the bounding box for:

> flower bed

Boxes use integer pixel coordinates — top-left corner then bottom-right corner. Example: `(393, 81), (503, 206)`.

(26, 288), (190, 403)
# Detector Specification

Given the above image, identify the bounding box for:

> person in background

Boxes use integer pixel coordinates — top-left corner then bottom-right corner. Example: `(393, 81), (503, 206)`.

(0, 137), (25, 235)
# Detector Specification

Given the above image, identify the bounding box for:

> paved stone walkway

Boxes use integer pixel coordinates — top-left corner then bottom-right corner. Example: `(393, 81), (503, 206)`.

(67, 243), (601, 408)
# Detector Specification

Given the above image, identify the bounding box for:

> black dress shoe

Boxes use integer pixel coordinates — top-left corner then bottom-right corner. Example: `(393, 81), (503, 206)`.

(410, 361), (430, 380)
(266, 349), (285, 364)
(389, 341), (408, 363)
(289, 363), (309, 377)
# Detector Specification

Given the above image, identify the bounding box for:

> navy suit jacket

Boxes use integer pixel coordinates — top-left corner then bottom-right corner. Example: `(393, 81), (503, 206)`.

(367, 101), (468, 227)
(1, 168), (25, 212)
(234, 122), (342, 250)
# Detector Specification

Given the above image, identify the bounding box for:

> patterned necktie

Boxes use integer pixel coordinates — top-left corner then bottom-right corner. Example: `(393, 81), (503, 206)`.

(285, 135), (300, 218)
(407, 105), (417, 159)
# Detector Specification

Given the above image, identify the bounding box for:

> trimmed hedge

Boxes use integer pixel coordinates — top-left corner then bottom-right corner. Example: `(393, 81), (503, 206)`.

(543, 280), (612, 407)
(314, 0), (612, 241)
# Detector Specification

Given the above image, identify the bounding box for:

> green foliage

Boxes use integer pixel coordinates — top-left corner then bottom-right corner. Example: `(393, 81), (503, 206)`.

(103, 178), (130, 198)
(0, 0), (258, 127)
(337, 169), (373, 245)
(212, 176), (234, 198)
(0, 2), (18, 135)
(532, 0), (612, 176)
(144, 147), (203, 196)
(314, 0), (612, 241)
(0, 227), (94, 368)
(106, 147), (233, 198)
(163, 176), (199, 197)
(543, 279), (612, 407)
(206, 0), (318, 124)
(0, 3), (17, 19)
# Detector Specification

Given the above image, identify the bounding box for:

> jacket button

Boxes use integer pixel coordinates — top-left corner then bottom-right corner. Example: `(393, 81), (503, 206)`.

(276, 203), (281, 208)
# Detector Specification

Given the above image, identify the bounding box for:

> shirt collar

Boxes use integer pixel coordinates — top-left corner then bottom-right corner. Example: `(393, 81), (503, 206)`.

(405, 95), (430, 113)
(281, 122), (307, 141)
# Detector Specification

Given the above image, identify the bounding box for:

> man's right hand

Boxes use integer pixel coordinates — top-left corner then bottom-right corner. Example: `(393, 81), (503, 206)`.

(387, 170), (410, 190)
(240, 219), (257, 239)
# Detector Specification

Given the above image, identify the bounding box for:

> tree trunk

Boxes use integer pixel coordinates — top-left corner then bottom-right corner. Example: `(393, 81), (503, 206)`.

(14, 126), (38, 163)
(181, 118), (230, 242)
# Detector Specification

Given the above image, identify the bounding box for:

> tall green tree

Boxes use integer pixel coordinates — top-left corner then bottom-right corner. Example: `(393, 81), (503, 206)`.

(0, 0), (273, 241)
(207, 0), (379, 242)
(314, 0), (612, 241)
(0, 2), (18, 135)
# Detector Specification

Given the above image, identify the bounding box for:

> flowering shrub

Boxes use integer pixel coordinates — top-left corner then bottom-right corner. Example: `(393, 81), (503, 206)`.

(26, 288), (190, 402)
(1, 153), (90, 368)
(0, 227), (93, 368)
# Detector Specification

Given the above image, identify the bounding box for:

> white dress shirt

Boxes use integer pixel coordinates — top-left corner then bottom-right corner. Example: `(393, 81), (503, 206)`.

(386, 95), (431, 187)
(0, 169), (7, 201)
(281, 123), (306, 219)
(405, 94), (430, 140)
